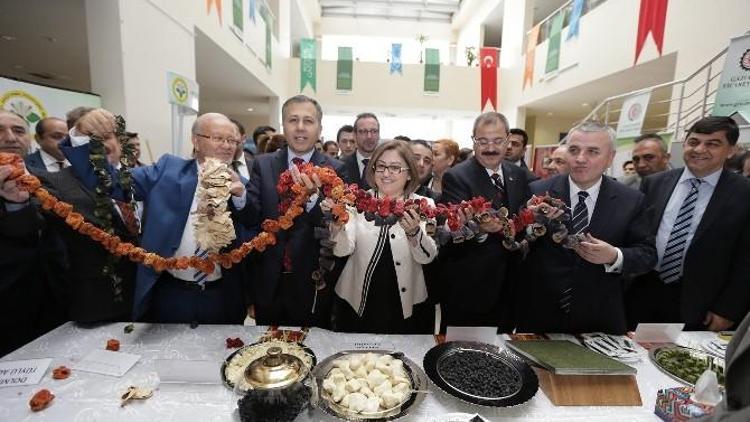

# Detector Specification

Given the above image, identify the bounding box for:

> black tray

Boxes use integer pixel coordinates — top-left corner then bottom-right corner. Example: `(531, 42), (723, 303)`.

(423, 341), (538, 407)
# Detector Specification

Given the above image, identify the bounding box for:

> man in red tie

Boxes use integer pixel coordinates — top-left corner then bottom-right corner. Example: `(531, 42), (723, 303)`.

(246, 95), (349, 327)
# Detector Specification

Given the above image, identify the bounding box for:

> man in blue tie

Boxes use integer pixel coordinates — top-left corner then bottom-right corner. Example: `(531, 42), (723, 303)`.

(626, 116), (750, 331)
(62, 109), (253, 325)
(516, 120), (656, 334)
(246, 95), (348, 327)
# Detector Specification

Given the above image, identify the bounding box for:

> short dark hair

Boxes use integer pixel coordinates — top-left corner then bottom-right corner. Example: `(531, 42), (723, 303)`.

(323, 140), (338, 151)
(686, 116), (740, 145)
(509, 128), (529, 147)
(622, 160), (634, 169)
(282, 95), (323, 124)
(252, 125), (275, 143)
(634, 133), (663, 143)
(410, 139), (432, 151)
(336, 124), (354, 142)
(394, 135), (411, 142)
(229, 118), (246, 137)
(354, 112), (379, 131)
(35, 117), (65, 137)
(66, 106), (94, 129)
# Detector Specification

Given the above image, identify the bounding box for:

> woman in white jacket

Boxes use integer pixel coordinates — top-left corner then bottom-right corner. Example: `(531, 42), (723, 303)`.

(325, 140), (438, 334)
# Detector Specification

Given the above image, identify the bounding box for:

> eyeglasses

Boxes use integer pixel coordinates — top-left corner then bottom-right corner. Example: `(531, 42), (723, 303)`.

(356, 129), (379, 136)
(374, 163), (407, 174)
(472, 136), (508, 147)
(195, 133), (241, 146)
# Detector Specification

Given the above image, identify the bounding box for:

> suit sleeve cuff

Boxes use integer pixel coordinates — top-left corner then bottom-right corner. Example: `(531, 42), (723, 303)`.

(231, 193), (247, 210)
(4, 201), (31, 212)
(305, 193), (319, 212)
(603, 247), (624, 273)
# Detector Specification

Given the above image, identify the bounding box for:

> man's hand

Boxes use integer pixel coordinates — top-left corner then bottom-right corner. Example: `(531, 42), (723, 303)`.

(0, 164), (30, 203)
(228, 169), (245, 197)
(76, 108), (116, 139)
(479, 216), (505, 233)
(290, 164), (321, 195)
(704, 311), (733, 331)
(526, 200), (565, 220)
(574, 233), (618, 265)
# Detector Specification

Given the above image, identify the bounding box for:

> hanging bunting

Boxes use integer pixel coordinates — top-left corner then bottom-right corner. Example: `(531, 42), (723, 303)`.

(480, 47), (498, 111)
(523, 25), (540, 90)
(545, 12), (564, 74)
(390, 43), (403, 75)
(206, 0), (223, 26)
(249, 0), (256, 24)
(300, 38), (317, 92)
(424, 48), (440, 93)
(567, 0), (584, 40)
(634, 0), (669, 64)
(337, 47), (353, 91)
(232, 0), (243, 32)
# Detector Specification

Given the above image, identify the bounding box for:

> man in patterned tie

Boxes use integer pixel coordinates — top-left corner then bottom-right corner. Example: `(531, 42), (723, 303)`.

(626, 116), (750, 331)
(516, 120), (656, 334)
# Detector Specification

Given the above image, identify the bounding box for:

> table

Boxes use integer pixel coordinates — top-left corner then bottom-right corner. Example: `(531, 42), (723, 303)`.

(0, 322), (717, 421)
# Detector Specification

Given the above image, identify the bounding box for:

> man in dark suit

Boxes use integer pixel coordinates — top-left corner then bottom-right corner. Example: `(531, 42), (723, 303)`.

(341, 113), (380, 190)
(506, 128), (539, 182)
(62, 110), (252, 325)
(25, 117), (69, 173)
(438, 112), (532, 330)
(0, 110), (66, 356)
(247, 95), (348, 327)
(516, 121), (656, 334)
(626, 116), (750, 331)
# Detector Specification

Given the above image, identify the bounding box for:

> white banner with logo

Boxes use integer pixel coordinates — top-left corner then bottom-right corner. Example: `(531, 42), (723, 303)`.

(0, 77), (101, 127)
(616, 91), (651, 139)
(166, 71), (199, 112)
(713, 34), (750, 117)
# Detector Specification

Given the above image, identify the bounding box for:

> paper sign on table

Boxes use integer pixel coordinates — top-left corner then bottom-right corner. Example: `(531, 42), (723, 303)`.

(155, 360), (221, 384)
(446, 326), (500, 345)
(0, 358), (52, 387)
(72, 350), (140, 377)
(634, 323), (684, 343)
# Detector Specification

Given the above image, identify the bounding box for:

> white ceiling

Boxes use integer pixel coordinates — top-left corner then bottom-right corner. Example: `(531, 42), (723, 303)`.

(319, 0), (461, 23)
(0, 0), (91, 92)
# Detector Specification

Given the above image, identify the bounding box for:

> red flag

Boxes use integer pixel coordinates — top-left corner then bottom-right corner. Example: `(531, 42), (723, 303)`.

(634, 0), (668, 64)
(480, 47), (498, 111)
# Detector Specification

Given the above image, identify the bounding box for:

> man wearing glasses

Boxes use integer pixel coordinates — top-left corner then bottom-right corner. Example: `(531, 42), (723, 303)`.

(437, 112), (533, 330)
(61, 110), (253, 325)
(342, 112), (380, 190)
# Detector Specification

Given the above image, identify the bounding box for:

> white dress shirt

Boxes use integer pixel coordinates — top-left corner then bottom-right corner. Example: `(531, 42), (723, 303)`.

(655, 167), (721, 269)
(356, 150), (370, 178)
(568, 176), (623, 273)
(484, 166), (505, 185)
(40, 149), (70, 172)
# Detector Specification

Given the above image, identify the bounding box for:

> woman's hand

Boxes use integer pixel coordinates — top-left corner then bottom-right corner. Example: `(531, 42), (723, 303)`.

(399, 208), (421, 237)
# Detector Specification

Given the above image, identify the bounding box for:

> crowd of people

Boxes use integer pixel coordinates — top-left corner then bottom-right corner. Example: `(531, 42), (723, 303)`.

(1, 95), (749, 359)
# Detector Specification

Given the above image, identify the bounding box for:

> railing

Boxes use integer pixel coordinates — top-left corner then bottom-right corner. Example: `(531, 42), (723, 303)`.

(582, 47), (728, 142)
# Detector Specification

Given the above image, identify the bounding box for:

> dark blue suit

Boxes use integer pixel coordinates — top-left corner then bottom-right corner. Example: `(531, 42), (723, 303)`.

(515, 175), (656, 334)
(24, 150), (46, 173)
(247, 148), (348, 327)
(61, 140), (253, 323)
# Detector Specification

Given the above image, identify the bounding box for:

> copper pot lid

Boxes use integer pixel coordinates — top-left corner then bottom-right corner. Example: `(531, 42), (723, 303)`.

(244, 346), (308, 389)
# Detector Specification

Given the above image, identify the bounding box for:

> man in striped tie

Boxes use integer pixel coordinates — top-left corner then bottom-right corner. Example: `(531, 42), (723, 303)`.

(516, 120), (656, 334)
(626, 116), (750, 331)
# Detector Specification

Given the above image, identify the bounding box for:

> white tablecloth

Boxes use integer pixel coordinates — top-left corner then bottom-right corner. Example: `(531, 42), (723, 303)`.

(0, 322), (717, 421)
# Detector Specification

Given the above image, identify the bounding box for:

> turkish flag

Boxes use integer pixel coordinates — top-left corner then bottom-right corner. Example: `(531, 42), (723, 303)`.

(480, 47), (498, 111)
(634, 0), (668, 64)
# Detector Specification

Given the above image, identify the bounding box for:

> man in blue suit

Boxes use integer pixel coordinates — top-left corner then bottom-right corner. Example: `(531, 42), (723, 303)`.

(247, 95), (348, 327)
(62, 110), (252, 325)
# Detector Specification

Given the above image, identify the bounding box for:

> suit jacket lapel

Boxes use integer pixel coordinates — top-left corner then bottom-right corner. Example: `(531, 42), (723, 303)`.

(178, 160), (198, 223)
(271, 148), (288, 186)
(468, 158), (499, 207)
(588, 177), (617, 238)
(691, 169), (731, 245)
(501, 162), (524, 211)
(310, 149), (327, 167)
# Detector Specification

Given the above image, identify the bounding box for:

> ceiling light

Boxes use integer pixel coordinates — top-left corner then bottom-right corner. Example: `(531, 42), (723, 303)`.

(246, 107), (254, 112)
(546, 112), (554, 116)
(1, 35), (18, 41)
(581, 102), (589, 107)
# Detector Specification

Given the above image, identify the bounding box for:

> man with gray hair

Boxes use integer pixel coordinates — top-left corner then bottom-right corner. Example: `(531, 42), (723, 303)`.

(515, 120), (656, 334)
(437, 111), (533, 330)
(62, 109), (253, 325)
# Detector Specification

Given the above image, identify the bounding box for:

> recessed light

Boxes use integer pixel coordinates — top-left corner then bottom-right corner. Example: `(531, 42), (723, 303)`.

(547, 112), (554, 116)
(581, 102), (589, 107)
(1, 35), (18, 41)
(246, 107), (254, 112)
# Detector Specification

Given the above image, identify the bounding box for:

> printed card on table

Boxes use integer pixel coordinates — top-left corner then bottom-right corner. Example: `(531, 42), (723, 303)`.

(72, 350), (140, 377)
(0, 358), (52, 387)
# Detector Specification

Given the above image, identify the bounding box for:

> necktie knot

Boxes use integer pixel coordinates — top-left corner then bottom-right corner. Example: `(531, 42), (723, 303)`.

(362, 158), (369, 167)
(577, 190), (589, 200)
(56, 161), (65, 170)
(292, 157), (305, 166)
(689, 178), (702, 190)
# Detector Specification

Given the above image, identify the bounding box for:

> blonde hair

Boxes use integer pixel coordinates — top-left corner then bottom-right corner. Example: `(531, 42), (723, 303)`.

(434, 138), (460, 166)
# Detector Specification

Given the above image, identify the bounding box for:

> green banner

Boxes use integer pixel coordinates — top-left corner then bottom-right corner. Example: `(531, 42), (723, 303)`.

(232, 0), (243, 31)
(336, 47), (353, 91)
(424, 48), (440, 93)
(300, 38), (316, 92)
(262, 9), (271, 69)
(545, 12), (564, 73)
